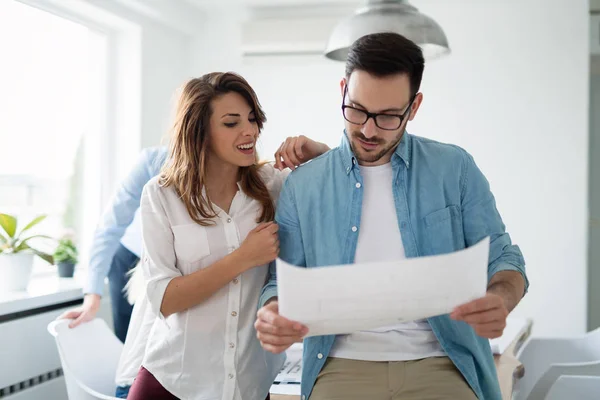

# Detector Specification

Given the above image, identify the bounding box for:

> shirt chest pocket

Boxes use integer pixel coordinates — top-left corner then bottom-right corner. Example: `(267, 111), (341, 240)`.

(172, 224), (211, 266)
(422, 205), (465, 255)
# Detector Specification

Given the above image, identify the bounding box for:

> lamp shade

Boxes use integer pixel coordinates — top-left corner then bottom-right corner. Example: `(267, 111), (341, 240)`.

(325, 0), (450, 61)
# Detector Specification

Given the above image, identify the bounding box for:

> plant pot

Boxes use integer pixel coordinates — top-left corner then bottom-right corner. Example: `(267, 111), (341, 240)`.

(0, 252), (34, 291)
(57, 262), (76, 278)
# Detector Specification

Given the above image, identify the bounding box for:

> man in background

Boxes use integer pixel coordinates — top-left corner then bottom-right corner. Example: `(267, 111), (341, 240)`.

(59, 147), (167, 342)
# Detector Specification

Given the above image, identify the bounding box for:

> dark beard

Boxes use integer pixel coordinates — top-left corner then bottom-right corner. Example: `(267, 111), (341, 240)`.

(349, 130), (403, 164)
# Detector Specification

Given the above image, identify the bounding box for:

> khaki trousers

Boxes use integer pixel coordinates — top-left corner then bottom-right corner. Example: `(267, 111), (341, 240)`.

(309, 357), (478, 400)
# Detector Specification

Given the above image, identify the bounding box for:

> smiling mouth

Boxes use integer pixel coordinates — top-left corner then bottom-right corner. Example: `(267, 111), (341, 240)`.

(237, 142), (255, 152)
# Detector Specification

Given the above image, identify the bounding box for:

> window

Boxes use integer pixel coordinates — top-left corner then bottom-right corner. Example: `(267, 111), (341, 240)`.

(0, 1), (109, 273)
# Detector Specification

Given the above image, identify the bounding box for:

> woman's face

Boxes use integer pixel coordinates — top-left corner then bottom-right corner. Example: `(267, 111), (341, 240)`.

(207, 92), (259, 168)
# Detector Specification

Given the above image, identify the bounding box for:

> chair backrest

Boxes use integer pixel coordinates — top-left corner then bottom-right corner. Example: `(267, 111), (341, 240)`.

(545, 375), (600, 400)
(47, 319), (123, 400)
(515, 327), (600, 400)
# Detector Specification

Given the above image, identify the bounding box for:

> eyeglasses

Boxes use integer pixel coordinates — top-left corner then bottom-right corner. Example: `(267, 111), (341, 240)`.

(341, 86), (416, 131)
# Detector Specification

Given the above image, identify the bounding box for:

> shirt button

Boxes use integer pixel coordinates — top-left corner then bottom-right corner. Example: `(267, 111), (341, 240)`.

(228, 373), (234, 379)
(355, 183), (361, 188)
(401, 221), (408, 229)
(317, 353), (323, 359)
(227, 218), (232, 223)
(231, 311), (237, 317)
(351, 226), (357, 232)
(233, 278), (239, 284)
(229, 342), (235, 349)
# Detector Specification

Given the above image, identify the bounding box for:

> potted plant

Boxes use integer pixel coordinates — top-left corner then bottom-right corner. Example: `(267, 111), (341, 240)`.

(53, 236), (78, 278)
(0, 213), (53, 291)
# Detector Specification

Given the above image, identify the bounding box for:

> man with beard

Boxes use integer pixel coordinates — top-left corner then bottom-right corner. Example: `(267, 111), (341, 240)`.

(256, 32), (528, 400)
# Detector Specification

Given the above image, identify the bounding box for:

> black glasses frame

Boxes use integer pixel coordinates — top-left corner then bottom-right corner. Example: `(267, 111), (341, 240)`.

(341, 86), (416, 131)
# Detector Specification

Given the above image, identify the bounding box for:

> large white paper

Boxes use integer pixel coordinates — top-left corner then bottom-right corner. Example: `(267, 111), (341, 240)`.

(277, 237), (489, 337)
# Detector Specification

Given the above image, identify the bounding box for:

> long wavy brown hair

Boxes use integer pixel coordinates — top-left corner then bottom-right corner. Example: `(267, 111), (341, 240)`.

(159, 72), (274, 226)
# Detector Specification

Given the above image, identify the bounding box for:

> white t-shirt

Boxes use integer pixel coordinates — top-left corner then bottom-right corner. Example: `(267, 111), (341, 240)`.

(117, 164), (288, 400)
(329, 162), (445, 361)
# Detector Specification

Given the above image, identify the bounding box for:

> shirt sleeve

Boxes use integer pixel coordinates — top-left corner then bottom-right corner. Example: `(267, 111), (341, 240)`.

(460, 151), (529, 293)
(259, 176), (304, 307)
(85, 148), (164, 295)
(140, 183), (181, 321)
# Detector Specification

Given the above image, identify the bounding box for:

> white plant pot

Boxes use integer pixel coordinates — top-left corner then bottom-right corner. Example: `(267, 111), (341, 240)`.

(0, 252), (35, 292)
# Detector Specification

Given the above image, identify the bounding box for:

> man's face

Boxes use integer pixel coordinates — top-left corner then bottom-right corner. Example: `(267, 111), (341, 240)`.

(341, 70), (422, 166)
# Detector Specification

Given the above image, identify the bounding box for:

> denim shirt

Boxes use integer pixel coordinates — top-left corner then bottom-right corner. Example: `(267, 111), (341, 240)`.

(260, 131), (528, 400)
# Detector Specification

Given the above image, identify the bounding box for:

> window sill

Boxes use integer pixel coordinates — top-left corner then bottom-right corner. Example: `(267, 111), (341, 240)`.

(0, 270), (86, 318)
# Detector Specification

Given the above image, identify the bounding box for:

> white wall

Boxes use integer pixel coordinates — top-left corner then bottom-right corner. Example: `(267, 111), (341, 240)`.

(237, 0), (590, 337)
(139, 22), (191, 148)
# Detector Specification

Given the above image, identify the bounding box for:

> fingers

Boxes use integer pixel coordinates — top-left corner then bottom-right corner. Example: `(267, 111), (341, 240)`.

(451, 294), (508, 339)
(458, 307), (508, 325)
(275, 140), (291, 170)
(255, 320), (303, 338)
(293, 136), (306, 160)
(257, 331), (299, 347)
(282, 138), (302, 170)
(255, 302), (308, 353)
(452, 294), (502, 318)
(276, 136), (308, 171)
(256, 302), (307, 333)
(472, 321), (506, 338)
(68, 312), (88, 329)
(57, 310), (80, 320)
(274, 144), (284, 170)
(266, 223), (279, 235)
(255, 317), (305, 338)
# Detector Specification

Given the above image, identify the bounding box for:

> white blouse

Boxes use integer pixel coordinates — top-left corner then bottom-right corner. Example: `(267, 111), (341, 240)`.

(139, 164), (288, 400)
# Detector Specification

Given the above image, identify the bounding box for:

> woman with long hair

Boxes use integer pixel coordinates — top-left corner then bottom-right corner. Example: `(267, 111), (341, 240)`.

(126, 72), (328, 400)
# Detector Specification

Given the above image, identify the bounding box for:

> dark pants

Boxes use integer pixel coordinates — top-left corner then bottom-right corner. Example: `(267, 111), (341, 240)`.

(107, 243), (139, 343)
(127, 367), (272, 400)
(128, 367), (180, 400)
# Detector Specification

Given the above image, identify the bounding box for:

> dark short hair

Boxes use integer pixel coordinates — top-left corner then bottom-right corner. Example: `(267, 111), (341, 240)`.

(345, 32), (425, 96)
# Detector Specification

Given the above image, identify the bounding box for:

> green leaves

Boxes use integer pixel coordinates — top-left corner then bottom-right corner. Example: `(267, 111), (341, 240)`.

(0, 214), (17, 238)
(19, 215), (47, 236)
(30, 248), (54, 265)
(14, 234), (53, 252)
(53, 238), (78, 264)
(0, 213), (54, 264)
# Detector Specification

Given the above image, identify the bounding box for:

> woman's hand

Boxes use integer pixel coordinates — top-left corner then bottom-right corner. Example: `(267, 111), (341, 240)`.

(236, 222), (279, 269)
(274, 135), (330, 170)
